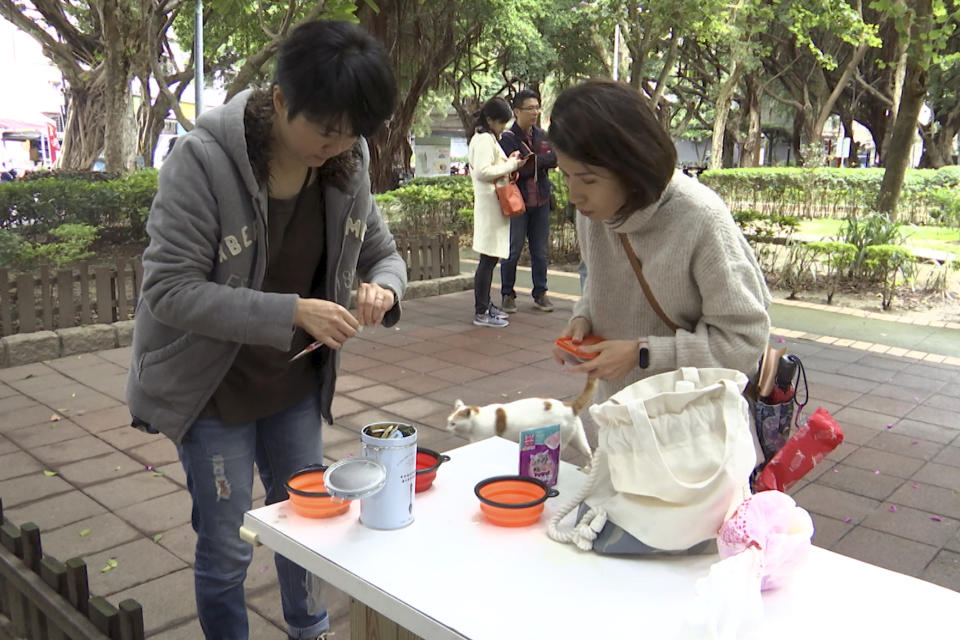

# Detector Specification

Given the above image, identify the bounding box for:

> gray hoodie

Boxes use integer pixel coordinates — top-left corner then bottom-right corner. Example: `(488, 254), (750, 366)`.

(126, 90), (407, 443)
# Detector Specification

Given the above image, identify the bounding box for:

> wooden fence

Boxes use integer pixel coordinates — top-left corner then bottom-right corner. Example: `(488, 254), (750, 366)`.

(0, 500), (145, 639)
(0, 235), (459, 338)
(395, 234), (460, 283)
(0, 259), (142, 338)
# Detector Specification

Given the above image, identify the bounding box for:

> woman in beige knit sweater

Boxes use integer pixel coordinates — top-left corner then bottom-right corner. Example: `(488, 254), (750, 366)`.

(549, 79), (771, 403)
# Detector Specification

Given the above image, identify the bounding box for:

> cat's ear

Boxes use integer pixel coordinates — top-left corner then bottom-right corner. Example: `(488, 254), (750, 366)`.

(452, 406), (473, 422)
(454, 399), (465, 409)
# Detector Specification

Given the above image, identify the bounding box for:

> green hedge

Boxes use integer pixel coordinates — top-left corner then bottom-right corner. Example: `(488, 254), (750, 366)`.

(374, 175), (474, 238)
(375, 171), (573, 230)
(700, 166), (960, 225)
(0, 170), (156, 242)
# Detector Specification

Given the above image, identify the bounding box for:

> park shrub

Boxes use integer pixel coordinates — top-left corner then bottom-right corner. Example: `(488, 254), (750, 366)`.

(839, 211), (904, 278)
(375, 176), (472, 239)
(732, 208), (800, 274)
(19, 169), (121, 182)
(863, 245), (915, 310)
(928, 187), (960, 228)
(805, 241), (858, 303)
(14, 223), (98, 270)
(0, 170), (156, 243)
(700, 166), (960, 224)
(779, 243), (820, 299)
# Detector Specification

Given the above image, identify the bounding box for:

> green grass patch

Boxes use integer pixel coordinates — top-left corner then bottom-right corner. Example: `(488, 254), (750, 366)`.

(797, 219), (960, 258)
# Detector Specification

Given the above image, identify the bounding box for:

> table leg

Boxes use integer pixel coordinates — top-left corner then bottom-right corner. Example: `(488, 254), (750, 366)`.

(349, 598), (423, 640)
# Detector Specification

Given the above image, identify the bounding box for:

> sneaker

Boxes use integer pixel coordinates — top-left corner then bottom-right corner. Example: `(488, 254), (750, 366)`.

(488, 304), (509, 320)
(473, 311), (509, 327)
(501, 295), (518, 314)
(533, 294), (554, 312)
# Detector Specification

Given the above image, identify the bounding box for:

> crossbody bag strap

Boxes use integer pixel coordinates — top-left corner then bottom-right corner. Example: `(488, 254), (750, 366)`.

(618, 233), (681, 332)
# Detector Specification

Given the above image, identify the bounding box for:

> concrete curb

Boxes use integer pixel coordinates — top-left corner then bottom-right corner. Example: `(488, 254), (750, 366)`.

(0, 277), (474, 369)
(0, 320), (136, 367)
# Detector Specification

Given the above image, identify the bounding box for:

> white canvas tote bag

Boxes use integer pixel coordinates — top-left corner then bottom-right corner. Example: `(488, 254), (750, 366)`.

(549, 368), (756, 552)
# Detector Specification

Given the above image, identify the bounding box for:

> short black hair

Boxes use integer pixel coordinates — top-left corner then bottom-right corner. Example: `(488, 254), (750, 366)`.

(548, 79), (677, 215)
(470, 97), (513, 140)
(512, 88), (540, 109)
(274, 20), (396, 137)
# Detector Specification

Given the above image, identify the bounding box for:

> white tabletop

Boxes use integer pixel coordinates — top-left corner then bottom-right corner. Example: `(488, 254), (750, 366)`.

(243, 437), (958, 639)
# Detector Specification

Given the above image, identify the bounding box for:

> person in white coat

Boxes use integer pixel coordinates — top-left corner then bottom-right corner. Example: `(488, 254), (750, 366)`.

(468, 97), (526, 327)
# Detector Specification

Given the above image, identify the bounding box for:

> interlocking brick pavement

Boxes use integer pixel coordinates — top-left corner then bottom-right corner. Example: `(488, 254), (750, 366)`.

(1, 286), (958, 637)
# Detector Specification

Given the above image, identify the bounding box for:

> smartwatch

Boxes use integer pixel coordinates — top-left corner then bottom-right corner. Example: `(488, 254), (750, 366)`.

(638, 344), (650, 369)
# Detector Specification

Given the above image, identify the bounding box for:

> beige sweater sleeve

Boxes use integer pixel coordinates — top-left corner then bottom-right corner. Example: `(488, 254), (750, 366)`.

(646, 214), (770, 375)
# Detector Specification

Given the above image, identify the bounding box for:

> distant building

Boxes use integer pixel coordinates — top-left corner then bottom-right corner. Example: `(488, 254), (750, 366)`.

(0, 19), (63, 170)
(414, 109), (468, 177)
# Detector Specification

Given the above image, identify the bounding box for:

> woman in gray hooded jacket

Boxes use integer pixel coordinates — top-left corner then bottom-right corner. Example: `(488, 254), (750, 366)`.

(126, 20), (406, 640)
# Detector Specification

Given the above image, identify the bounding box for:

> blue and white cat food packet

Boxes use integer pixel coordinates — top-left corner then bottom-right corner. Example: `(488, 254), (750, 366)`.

(519, 425), (561, 487)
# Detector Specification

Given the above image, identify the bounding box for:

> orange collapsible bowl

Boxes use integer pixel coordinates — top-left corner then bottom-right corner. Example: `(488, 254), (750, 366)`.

(285, 465), (350, 519)
(474, 475), (559, 527)
(415, 447), (450, 493)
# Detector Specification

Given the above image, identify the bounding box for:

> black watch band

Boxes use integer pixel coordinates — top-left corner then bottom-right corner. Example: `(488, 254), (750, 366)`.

(638, 346), (650, 369)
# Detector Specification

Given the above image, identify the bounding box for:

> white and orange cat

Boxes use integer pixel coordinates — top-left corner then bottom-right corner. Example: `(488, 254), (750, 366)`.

(446, 379), (596, 458)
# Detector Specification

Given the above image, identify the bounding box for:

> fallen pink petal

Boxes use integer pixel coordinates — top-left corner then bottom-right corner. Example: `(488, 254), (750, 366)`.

(832, 468), (839, 473)
(912, 483), (920, 489)
(930, 516), (943, 522)
(888, 505), (898, 512)
(886, 424), (894, 429)
(911, 441), (918, 445)
(843, 517), (852, 523)
(874, 470), (881, 475)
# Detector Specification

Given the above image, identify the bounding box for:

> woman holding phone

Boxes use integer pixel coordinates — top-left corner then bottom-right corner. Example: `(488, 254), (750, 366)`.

(549, 79), (770, 402)
(467, 97), (526, 327)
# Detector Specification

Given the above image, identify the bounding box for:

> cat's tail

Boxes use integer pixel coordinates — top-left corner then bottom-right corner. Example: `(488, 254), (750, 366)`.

(566, 378), (598, 415)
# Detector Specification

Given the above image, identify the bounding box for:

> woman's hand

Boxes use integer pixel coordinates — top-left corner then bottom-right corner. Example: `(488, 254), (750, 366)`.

(355, 282), (395, 327)
(294, 298), (360, 349)
(552, 316), (592, 365)
(565, 339), (647, 382)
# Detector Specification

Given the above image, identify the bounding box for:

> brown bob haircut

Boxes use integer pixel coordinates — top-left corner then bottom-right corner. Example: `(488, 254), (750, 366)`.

(548, 79), (677, 219)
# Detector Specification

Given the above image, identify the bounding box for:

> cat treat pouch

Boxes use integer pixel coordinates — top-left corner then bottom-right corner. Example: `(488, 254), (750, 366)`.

(547, 368), (756, 555)
(519, 425), (561, 487)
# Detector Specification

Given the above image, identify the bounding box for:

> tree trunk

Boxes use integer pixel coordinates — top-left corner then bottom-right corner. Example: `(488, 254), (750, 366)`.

(368, 88), (421, 192)
(796, 85), (821, 166)
(840, 112), (861, 166)
(100, 0), (137, 173)
(880, 39), (909, 163)
(709, 60), (741, 170)
(876, 0), (932, 218)
(137, 97), (167, 169)
(58, 78), (107, 170)
(740, 73), (763, 167)
(917, 122), (946, 168)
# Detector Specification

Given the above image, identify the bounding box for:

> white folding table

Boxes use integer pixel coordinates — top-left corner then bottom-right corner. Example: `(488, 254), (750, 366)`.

(242, 437), (958, 639)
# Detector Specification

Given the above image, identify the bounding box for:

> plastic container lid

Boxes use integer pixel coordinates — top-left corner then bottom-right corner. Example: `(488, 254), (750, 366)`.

(322, 457), (387, 501)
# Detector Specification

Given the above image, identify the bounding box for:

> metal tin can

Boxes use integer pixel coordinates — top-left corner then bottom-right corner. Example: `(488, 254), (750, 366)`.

(359, 422), (417, 529)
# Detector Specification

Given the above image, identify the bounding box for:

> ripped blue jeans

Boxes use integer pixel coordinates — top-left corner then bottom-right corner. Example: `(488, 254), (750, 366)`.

(177, 393), (328, 640)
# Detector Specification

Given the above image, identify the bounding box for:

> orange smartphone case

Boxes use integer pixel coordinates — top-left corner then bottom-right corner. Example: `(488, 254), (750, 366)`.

(554, 335), (605, 362)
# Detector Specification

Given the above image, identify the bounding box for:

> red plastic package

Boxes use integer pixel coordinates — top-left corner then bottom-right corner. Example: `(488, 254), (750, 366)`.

(755, 407), (844, 492)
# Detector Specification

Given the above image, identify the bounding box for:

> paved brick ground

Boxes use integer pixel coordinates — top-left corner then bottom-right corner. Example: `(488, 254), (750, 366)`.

(1, 289), (958, 637)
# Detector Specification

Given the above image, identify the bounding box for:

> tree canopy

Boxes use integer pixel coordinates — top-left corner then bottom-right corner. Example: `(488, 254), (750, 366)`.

(3, 0), (958, 215)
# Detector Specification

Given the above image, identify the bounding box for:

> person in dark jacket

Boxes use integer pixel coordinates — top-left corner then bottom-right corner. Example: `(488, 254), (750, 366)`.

(126, 21), (406, 640)
(498, 88), (557, 313)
